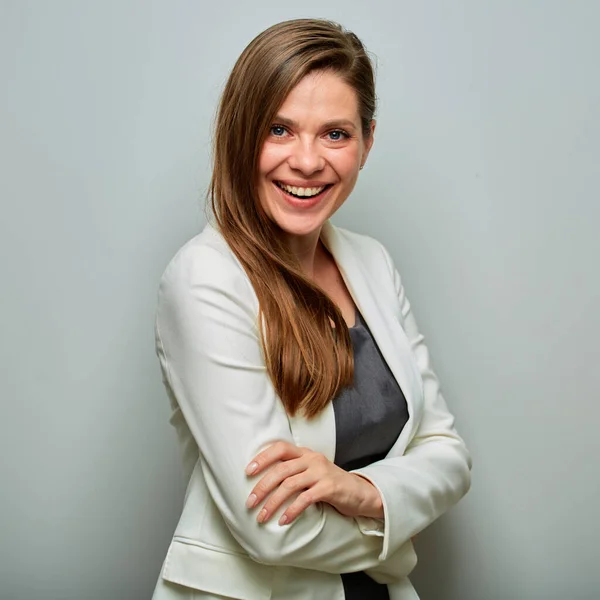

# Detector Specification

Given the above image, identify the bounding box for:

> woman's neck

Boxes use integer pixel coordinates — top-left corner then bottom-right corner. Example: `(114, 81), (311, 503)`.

(285, 229), (323, 278)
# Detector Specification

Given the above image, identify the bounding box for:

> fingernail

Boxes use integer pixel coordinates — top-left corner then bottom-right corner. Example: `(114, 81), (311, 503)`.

(246, 462), (258, 475)
(278, 515), (288, 526)
(257, 509), (267, 523)
(246, 494), (257, 509)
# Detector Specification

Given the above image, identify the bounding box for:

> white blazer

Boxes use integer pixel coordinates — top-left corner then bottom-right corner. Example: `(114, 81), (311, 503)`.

(152, 221), (472, 600)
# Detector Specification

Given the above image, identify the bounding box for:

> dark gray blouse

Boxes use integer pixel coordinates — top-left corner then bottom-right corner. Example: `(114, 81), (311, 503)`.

(333, 309), (409, 599)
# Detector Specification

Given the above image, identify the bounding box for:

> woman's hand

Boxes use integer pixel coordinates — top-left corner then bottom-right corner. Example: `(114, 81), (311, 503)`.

(245, 441), (384, 525)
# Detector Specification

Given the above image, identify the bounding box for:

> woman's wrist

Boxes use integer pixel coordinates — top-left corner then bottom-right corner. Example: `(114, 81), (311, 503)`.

(352, 473), (384, 519)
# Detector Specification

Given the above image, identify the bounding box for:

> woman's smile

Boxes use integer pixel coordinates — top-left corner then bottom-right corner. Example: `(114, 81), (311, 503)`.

(273, 180), (335, 209)
(274, 180), (332, 198)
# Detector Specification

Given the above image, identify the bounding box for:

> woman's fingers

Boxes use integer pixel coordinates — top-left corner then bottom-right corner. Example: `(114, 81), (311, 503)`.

(255, 472), (313, 523)
(246, 457), (305, 509)
(279, 482), (328, 525)
(245, 444), (356, 525)
(246, 440), (304, 476)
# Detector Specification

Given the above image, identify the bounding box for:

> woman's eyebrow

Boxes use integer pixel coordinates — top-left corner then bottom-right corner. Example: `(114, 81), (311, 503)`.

(322, 119), (357, 129)
(273, 115), (358, 130)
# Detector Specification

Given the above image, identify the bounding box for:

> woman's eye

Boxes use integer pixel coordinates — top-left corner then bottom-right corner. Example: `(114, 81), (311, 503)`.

(270, 125), (287, 137)
(327, 129), (349, 141)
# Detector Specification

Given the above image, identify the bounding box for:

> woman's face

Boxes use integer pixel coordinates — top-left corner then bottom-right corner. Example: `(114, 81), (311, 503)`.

(257, 70), (375, 246)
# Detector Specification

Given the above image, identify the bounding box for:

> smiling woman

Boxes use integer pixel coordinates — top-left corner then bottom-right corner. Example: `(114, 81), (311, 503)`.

(152, 18), (471, 600)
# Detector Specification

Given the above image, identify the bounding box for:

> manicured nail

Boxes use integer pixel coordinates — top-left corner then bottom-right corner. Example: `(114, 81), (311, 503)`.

(257, 509), (267, 523)
(246, 462), (258, 475)
(278, 515), (288, 526)
(246, 494), (257, 509)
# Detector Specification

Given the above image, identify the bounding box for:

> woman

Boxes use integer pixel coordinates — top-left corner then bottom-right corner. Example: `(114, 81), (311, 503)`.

(152, 18), (471, 600)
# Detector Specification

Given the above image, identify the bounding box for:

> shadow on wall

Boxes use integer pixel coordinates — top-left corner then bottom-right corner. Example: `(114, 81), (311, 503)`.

(410, 509), (529, 600)
(411, 516), (464, 600)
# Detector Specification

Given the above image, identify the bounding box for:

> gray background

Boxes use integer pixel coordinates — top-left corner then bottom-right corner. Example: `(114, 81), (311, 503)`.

(1, 1), (598, 599)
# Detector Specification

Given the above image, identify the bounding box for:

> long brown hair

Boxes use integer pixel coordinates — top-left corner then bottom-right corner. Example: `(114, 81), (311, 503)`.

(209, 19), (376, 418)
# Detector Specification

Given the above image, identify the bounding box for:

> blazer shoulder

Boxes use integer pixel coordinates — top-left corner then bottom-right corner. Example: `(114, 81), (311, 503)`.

(157, 223), (256, 306)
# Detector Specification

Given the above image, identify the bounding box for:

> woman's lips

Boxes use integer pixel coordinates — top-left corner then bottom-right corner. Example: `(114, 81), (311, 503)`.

(272, 181), (333, 209)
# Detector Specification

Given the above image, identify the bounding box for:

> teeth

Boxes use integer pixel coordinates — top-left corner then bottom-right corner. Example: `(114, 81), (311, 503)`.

(278, 182), (326, 197)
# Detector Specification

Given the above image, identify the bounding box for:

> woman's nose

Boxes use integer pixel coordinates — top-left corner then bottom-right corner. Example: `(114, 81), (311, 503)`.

(287, 139), (325, 174)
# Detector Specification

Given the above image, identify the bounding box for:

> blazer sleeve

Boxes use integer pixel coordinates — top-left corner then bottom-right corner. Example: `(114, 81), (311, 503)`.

(353, 241), (472, 562)
(155, 242), (413, 576)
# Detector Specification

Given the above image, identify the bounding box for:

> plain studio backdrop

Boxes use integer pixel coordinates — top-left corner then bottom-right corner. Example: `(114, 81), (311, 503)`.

(1, 1), (598, 599)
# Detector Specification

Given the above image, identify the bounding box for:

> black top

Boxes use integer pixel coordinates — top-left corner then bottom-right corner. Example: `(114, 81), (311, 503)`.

(333, 309), (409, 599)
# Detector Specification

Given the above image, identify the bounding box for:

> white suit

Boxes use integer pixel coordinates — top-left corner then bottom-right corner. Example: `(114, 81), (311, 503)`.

(152, 221), (472, 599)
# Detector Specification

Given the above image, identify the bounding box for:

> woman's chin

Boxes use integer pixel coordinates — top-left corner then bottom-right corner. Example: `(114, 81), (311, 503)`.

(276, 218), (325, 241)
